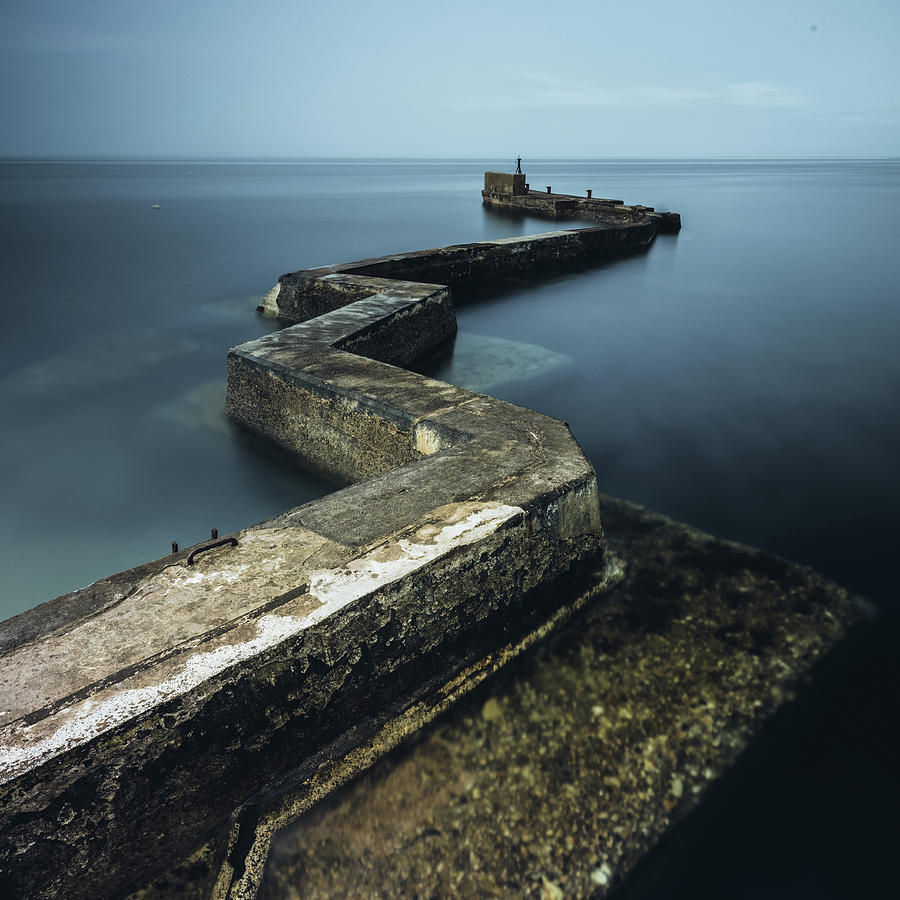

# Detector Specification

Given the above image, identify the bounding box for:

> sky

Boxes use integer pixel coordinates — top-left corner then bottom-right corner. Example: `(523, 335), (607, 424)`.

(1, 0), (898, 158)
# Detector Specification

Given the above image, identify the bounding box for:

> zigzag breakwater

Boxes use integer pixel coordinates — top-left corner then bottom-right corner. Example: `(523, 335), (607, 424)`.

(0, 176), (866, 899)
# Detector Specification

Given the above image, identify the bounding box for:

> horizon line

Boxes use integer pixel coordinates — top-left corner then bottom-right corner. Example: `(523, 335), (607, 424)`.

(2, 154), (899, 163)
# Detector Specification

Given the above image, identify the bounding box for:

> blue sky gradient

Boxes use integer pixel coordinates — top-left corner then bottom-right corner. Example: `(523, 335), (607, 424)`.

(2, 0), (898, 157)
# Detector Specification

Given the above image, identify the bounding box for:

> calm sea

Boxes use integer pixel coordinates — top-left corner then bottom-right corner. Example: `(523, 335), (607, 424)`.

(1, 159), (899, 620)
(2, 157), (899, 896)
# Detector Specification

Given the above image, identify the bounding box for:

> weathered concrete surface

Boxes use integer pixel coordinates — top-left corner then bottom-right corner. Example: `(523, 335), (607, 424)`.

(482, 186), (682, 234)
(262, 225), (660, 323)
(483, 171), (527, 195)
(2, 186), (651, 898)
(257, 495), (870, 900)
(0, 496), (608, 900)
(126, 498), (871, 899)
(262, 173), (680, 325)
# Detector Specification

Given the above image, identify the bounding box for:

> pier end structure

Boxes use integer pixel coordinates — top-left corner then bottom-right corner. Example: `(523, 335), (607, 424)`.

(482, 169), (682, 233)
(483, 170), (527, 195)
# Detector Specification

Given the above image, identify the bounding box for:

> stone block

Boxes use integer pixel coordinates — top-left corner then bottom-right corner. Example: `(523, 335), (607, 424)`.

(483, 171), (527, 195)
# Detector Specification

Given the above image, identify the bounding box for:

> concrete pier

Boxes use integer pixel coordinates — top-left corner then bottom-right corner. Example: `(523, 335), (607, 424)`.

(482, 173), (682, 233)
(0, 176), (868, 900)
(260, 224), (660, 324)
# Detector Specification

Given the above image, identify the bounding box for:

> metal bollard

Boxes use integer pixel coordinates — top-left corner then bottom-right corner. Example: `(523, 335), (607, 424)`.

(587, 189), (592, 198)
(546, 186), (552, 193)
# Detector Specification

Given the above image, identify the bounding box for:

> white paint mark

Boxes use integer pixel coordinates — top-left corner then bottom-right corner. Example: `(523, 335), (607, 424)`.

(306, 503), (520, 618)
(0, 502), (522, 784)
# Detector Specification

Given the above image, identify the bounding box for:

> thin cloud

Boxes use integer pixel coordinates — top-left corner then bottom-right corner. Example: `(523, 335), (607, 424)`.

(727, 82), (805, 108)
(444, 74), (805, 112)
(821, 112), (897, 126)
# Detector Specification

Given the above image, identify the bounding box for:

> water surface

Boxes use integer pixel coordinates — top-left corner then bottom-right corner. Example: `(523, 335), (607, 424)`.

(1, 159), (898, 618)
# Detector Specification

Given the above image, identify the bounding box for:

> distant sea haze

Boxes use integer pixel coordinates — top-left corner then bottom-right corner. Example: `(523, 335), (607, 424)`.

(1, 158), (898, 618)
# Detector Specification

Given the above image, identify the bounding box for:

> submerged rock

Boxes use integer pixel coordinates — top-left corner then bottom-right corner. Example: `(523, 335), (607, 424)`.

(421, 330), (571, 393)
(254, 495), (869, 900)
(151, 380), (229, 433)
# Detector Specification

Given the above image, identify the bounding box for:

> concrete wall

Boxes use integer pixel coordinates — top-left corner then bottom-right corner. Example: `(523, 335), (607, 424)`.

(264, 224), (659, 323)
(481, 186), (682, 234)
(0, 229), (624, 899)
(483, 171), (526, 195)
